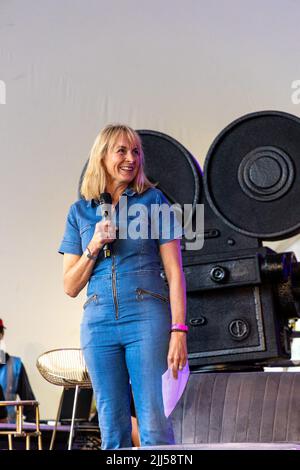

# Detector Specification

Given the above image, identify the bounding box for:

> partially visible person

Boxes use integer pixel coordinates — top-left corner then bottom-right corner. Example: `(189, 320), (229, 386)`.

(0, 384), (8, 423)
(0, 319), (36, 422)
(129, 394), (140, 448)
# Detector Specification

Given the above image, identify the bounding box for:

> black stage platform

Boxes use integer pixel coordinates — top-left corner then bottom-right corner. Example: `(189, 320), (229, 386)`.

(0, 422), (101, 450)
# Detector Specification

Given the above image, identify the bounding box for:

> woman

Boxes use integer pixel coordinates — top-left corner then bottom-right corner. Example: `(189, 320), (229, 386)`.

(59, 124), (187, 449)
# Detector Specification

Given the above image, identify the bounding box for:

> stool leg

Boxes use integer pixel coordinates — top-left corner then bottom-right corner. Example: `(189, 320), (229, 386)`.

(50, 389), (65, 450)
(38, 433), (43, 450)
(8, 434), (13, 450)
(68, 385), (79, 450)
(26, 435), (31, 450)
(16, 405), (23, 434)
(35, 404), (43, 450)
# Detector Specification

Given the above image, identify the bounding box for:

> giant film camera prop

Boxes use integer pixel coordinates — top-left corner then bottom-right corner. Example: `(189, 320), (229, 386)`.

(79, 111), (300, 370)
(138, 111), (300, 369)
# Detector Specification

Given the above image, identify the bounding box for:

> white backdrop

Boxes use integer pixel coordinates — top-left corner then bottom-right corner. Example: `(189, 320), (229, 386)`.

(1, 0), (300, 419)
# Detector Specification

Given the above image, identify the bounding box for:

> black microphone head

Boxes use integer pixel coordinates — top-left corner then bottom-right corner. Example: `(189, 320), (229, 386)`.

(99, 192), (112, 205)
(99, 192), (112, 220)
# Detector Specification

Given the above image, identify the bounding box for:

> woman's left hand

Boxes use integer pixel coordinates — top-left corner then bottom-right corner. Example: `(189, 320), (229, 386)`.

(167, 332), (188, 379)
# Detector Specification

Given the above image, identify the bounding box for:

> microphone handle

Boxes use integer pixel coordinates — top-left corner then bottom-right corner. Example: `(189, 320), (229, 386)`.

(103, 213), (111, 258)
(103, 242), (111, 258)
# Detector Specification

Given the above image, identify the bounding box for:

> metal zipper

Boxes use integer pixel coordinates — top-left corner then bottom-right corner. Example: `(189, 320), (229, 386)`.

(83, 294), (98, 309)
(112, 254), (119, 319)
(136, 288), (169, 303)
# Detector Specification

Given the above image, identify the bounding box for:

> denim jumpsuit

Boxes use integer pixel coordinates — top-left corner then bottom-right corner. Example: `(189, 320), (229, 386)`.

(59, 187), (181, 449)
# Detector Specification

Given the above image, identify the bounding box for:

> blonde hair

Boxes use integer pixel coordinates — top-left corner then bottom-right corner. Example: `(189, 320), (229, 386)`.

(80, 124), (155, 201)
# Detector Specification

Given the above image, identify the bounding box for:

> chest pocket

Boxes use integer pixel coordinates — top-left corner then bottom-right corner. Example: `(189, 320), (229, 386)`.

(127, 214), (149, 238)
(129, 213), (152, 254)
(115, 213), (149, 255)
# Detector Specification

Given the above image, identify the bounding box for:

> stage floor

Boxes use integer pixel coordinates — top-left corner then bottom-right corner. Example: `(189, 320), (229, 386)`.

(132, 442), (300, 450)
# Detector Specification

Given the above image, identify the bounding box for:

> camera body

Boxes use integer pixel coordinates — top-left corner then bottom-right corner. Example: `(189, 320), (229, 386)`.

(138, 111), (300, 368)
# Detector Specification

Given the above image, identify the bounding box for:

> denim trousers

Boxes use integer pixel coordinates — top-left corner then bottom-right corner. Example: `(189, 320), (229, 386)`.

(80, 270), (175, 449)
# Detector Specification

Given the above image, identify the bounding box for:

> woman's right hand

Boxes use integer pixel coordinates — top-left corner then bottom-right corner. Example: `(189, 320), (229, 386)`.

(89, 219), (117, 252)
(63, 219), (118, 297)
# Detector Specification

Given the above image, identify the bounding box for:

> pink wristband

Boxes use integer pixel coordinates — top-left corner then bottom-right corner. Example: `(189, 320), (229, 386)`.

(171, 323), (188, 332)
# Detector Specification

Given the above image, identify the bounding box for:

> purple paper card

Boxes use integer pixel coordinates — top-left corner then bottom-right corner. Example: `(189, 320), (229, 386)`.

(162, 362), (190, 417)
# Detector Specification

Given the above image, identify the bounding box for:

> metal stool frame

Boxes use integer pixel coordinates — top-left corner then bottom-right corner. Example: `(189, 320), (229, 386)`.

(36, 348), (92, 450)
(0, 400), (42, 450)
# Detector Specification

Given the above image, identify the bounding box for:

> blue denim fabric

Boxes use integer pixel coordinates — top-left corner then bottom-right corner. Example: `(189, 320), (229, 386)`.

(59, 187), (181, 449)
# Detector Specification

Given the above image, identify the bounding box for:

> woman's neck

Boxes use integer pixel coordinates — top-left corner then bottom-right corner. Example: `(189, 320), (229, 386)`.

(106, 182), (129, 206)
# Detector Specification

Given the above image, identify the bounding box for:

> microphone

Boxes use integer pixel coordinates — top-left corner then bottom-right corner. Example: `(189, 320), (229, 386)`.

(99, 192), (113, 258)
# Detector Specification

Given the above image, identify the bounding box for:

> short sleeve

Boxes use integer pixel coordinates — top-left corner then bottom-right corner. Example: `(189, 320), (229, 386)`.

(58, 204), (83, 255)
(153, 190), (183, 245)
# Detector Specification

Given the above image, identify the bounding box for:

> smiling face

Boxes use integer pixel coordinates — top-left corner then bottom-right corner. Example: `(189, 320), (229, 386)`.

(103, 133), (140, 187)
